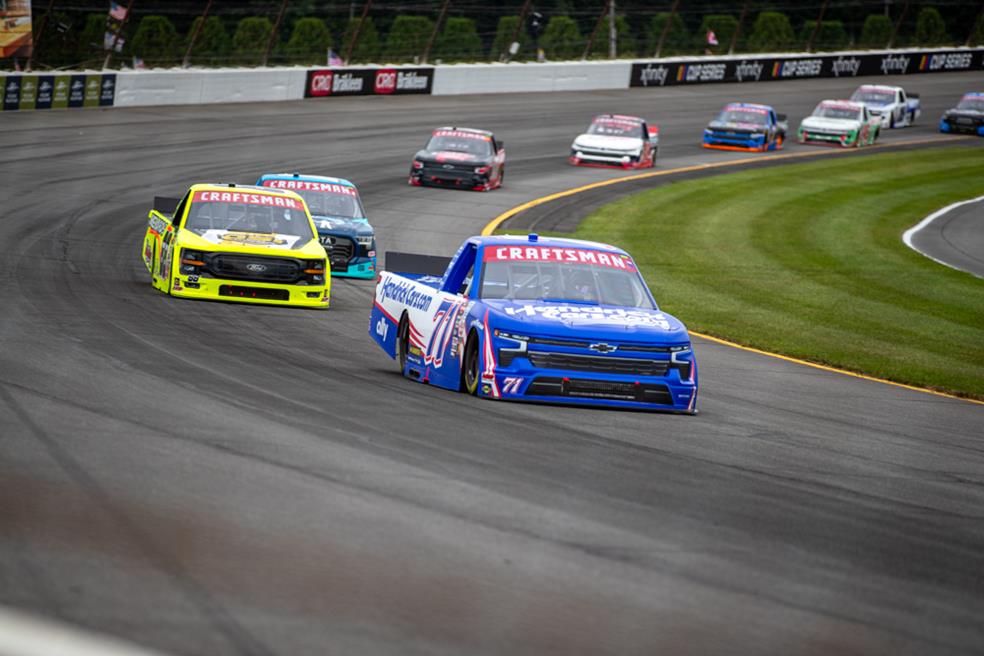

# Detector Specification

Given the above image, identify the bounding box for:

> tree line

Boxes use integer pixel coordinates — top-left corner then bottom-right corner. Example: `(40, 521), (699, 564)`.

(27, 6), (984, 70)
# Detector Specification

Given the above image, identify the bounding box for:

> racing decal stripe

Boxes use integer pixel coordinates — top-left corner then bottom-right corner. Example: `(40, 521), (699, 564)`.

(480, 310), (500, 398)
(373, 300), (399, 324)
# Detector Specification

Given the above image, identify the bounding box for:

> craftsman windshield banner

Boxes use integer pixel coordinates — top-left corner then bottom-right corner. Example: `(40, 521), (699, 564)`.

(2, 73), (115, 111)
(631, 48), (984, 87)
(0, 0), (32, 59)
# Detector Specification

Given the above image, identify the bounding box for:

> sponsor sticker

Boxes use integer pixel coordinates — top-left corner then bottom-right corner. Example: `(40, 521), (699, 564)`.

(502, 304), (671, 329)
(433, 129), (490, 140)
(637, 64), (669, 87)
(484, 246), (637, 271)
(734, 60), (764, 82)
(68, 75), (86, 107)
(375, 68), (397, 94)
(380, 278), (433, 311)
(831, 56), (862, 77)
(192, 190), (301, 209)
(308, 70), (333, 96)
(99, 74), (116, 106)
(262, 179), (357, 196)
(3, 76), (21, 111)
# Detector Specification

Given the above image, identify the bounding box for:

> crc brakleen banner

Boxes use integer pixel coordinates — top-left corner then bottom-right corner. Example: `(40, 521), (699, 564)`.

(304, 67), (433, 98)
(1, 73), (116, 111)
(630, 48), (984, 88)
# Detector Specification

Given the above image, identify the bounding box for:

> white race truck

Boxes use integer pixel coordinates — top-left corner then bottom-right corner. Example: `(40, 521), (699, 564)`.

(849, 84), (921, 128)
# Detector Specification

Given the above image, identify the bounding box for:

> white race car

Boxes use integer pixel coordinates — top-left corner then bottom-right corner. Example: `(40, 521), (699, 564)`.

(849, 84), (920, 128)
(569, 114), (659, 169)
(797, 100), (881, 147)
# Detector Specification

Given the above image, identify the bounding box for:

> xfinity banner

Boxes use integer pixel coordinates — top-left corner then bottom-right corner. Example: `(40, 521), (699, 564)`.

(304, 67), (433, 98)
(2, 73), (115, 111)
(631, 48), (984, 88)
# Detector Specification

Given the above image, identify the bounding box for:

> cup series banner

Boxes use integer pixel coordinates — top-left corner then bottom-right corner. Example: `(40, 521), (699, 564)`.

(2, 73), (116, 111)
(304, 67), (433, 98)
(630, 48), (984, 88)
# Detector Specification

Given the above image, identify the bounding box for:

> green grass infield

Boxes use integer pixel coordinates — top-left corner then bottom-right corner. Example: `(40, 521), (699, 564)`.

(570, 147), (984, 400)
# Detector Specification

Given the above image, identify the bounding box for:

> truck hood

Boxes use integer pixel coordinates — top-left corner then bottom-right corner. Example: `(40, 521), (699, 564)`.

(313, 216), (374, 239)
(800, 116), (860, 130)
(484, 300), (689, 344)
(571, 134), (643, 151)
(707, 120), (767, 132)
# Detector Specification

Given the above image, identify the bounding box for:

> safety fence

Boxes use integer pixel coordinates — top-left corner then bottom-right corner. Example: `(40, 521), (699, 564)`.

(3, 46), (982, 111)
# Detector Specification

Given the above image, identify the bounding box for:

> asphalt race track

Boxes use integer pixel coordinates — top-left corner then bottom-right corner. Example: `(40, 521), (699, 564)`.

(1, 72), (983, 656)
(907, 196), (984, 278)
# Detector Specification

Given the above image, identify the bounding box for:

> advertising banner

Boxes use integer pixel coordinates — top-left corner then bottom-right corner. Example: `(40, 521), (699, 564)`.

(304, 67), (433, 98)
(0, 0), (32, 59)
(1, 72), (116, 111)
(630, 48), (984, 88)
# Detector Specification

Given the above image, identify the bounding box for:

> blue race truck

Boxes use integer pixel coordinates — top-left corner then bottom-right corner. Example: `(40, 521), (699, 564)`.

(369, 234), (698, 413)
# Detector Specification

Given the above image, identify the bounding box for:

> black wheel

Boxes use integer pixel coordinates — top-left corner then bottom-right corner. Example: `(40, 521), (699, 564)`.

(396, 315), (409, 375)
(462, 333), (480, 395)
(498, 166), (504, 187)
(889, 113), (896, 129)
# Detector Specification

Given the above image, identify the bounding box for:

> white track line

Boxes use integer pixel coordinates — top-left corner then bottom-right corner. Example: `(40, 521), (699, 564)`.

(0, 607), (173, 656)
(902, 195), (984, 279)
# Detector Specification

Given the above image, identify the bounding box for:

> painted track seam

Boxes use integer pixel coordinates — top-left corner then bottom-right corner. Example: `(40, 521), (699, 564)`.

(482, 135), (983, 406)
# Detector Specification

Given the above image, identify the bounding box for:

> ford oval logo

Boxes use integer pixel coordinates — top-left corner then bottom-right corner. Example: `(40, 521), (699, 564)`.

(589, 343), (617, 354)
(442, 164), (454, 170)
(246, 263), (268, 273)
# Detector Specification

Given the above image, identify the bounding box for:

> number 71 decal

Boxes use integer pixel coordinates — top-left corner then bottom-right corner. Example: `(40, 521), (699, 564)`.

(501, 377), (523, 394)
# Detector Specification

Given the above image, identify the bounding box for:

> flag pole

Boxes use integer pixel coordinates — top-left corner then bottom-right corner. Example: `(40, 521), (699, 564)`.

(103, 0), (135, 69)
(183, 0), (213, 68)
(262, 0), (289, 66)
(26, 0), (57, 72)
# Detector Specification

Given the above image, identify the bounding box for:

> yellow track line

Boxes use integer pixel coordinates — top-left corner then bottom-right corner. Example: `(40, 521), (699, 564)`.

(690, 331), (984, 405)
(482, 135), (983, 405)
(481, 135), (966, 236)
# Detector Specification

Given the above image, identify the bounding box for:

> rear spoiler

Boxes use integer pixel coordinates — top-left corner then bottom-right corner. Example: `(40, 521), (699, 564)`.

(384, 252), (452, 276)
(153, 196), (180, 215)
(907, 92), (920, 99)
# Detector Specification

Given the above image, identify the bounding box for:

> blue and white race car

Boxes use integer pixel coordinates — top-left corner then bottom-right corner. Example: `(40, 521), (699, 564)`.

(369, 234), (698, 413)
(256, 172), (376, 279)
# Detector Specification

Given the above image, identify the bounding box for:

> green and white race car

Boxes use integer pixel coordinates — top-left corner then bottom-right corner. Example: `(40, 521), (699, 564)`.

(797, 100), (880, 148)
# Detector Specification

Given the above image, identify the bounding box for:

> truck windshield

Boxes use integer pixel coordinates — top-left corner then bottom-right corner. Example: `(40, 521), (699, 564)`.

(293, 188), (365, 220)
(815, 104), (861, 120)
(185, 193), (314, 240)
(717, 108), (768, 125)
(851, 89), (894, 105)
(481, 261), (655, 309)
(587, 117), (644, 138)
(426, 131), (492, 156)
(956, 97), (984, 112)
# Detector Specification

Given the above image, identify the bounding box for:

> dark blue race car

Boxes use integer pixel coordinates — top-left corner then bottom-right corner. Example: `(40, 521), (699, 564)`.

(256, 172), (376, 279)
(703, 102), (787, 152)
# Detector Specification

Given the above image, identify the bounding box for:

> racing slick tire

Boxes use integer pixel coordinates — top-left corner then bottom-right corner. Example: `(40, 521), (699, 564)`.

(462, 332), (480, 395)
(498, 166), (505, 188)
(890, 113), (896, 129)
(397, 314), (410, 375)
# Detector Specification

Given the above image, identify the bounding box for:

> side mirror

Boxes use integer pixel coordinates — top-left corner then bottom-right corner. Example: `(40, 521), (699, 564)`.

(495, 140), (504, 150)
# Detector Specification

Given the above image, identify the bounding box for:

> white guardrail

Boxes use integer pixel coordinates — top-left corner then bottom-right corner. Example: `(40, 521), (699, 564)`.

(2, 46), (982, 111)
